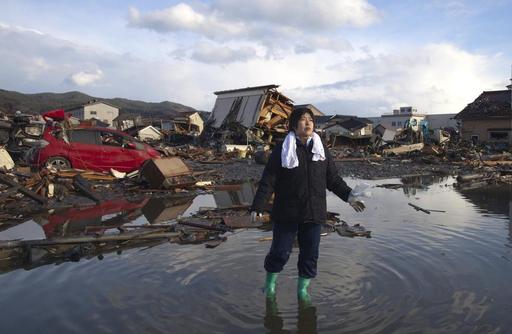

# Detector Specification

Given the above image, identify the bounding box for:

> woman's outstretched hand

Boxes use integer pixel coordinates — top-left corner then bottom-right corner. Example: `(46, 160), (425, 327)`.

(349, 200), (366, 212)
(348, 184), (370, 212)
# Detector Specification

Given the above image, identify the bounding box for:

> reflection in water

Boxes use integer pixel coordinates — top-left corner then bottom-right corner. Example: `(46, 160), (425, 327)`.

(401, 175), (449, 196)
(214, 182), (257, 208)
(34, 196), (150, 238)
(142, 195), (194, 223)
(264, 298), (317, 334)
(0, 194), (199, 274)
(456, 184), (511, 218)
(0, 179), (512, 332)
(456, 184), (512, 242)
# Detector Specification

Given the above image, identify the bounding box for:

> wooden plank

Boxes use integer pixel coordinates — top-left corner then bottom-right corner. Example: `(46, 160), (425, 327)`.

(383, 143), (424, 155)
(266, 115), (283, 128)
(270, 107), (289, 119)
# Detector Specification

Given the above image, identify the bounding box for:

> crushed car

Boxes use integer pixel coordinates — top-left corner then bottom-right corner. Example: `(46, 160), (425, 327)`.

(27, 125), (160, 172)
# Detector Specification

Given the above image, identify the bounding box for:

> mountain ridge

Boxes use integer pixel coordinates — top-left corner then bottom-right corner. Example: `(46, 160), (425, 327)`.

(0, 89), (201, 118)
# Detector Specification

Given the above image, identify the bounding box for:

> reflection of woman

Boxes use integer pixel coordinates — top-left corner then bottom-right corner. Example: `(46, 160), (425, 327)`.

(251, 106), (365, 301)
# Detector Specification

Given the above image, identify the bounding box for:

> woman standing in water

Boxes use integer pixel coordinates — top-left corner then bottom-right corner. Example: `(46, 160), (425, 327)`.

(250, 106), (365, 301)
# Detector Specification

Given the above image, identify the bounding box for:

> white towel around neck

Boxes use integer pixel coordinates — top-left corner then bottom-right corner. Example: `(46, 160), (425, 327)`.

(281, 131), (325, 169)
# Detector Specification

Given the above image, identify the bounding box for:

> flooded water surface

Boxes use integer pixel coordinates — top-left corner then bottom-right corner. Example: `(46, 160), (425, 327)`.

(0, 177), (511, 333)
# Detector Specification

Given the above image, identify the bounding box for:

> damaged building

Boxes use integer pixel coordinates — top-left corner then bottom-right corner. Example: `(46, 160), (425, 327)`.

(323, 117), (373, 146)
(455, 86), (512, 146)
(202, 84), (295, 145)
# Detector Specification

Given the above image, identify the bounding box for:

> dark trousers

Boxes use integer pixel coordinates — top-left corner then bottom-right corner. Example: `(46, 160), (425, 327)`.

(264, 222), (321, 279)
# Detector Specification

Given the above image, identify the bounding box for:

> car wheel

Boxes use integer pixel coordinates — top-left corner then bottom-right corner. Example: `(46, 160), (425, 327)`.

(46, 156), (71, 169)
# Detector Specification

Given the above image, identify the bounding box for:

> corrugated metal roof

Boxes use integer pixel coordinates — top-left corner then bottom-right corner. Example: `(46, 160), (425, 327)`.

(214, 84), (279, 95)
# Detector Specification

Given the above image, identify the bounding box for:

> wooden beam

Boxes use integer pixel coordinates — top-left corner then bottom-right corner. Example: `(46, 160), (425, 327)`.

(383, 143), (424, 155)
(0, 174), (47, 205)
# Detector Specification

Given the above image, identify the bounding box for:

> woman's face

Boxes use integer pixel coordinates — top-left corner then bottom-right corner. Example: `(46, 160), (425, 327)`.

(294, 113), (314, 138)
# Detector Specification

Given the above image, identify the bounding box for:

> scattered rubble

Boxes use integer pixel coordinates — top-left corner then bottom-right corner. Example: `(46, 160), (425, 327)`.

(0, 86), (510, 275)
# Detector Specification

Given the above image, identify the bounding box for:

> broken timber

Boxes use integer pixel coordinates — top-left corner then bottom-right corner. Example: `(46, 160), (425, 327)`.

(0, 173), (47, 205)
(408, 202), (446, 214)
(383, 143), (424, 155)
(73, 174), (102, 203)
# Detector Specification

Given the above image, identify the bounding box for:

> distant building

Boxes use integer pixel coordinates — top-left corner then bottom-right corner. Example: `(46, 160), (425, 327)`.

(366, 116), (383, 126)
(137, 125), (163, 142)
(324, 117), (373, 138)
(379, 106), (426, 131)
(172, 111), (204, 134)
(68, 100), (119, 127)
(113, 114), (142, 131)
(425, 114), (458, 130)
(455, 87), (512, 144)
(314, 114), (355, 132)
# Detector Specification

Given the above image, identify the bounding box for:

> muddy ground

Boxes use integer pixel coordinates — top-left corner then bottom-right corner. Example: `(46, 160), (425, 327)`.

(194, 158), (468, 184)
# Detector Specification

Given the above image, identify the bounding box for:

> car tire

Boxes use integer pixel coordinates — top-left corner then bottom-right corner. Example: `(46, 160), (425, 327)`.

(46, 156), (71, 169)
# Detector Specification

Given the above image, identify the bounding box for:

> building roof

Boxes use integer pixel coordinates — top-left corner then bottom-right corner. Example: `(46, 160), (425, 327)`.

(214, 84), (279, 95)
(324, 118), (368, 132)
(177, 110), (199, 117)
(294, 104), (325, 116)
(338, 118), (368, 131)
(198, 111), (211, 122)
(82, 99), (119, 109)
(455, 89), (511, 120)
(140, 125), (162, 134)
(314, 115), (335, 125)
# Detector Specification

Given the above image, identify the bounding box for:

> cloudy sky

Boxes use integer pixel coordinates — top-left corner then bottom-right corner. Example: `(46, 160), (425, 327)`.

(0, 0), (510, 116)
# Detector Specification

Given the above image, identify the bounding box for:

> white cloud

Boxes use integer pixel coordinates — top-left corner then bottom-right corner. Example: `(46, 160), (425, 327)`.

(216, 0), (380, 29)
(294, 36), (353, 54)
(68, 69), (103, 86)
(0, 21), (507, 118)
(128, 4), (245, 39)
(127, 0), (378, 58)
(188, 42), (258, 64)
(289, 43), (507, 115)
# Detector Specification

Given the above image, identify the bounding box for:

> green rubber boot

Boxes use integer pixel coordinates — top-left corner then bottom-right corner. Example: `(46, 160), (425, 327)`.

(265, 272), (278, 297)
(297, 277), (311, 301)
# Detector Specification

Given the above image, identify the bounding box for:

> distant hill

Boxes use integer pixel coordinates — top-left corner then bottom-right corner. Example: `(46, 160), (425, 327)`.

(0, 89), (201, 119)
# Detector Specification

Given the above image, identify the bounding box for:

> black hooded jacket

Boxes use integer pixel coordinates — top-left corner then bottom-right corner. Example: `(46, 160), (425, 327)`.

(251, 138), (352, 224)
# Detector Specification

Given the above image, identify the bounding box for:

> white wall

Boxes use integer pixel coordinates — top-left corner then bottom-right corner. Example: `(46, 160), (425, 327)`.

(380, 115), (425, 131)
(84, 103), (119, 126)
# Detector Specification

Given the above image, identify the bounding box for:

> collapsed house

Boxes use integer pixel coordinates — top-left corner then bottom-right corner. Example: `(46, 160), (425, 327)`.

(171, 111), (204, 134)
(202, 84), (294, 145)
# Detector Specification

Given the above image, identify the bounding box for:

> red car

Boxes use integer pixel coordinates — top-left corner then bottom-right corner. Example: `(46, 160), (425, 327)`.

(28, 126), (160, 172)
